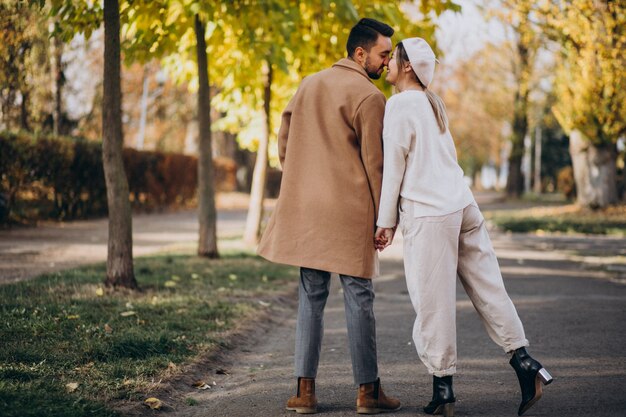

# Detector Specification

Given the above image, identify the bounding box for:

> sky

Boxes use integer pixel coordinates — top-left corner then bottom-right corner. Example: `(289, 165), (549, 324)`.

(432, 0), (508, 64)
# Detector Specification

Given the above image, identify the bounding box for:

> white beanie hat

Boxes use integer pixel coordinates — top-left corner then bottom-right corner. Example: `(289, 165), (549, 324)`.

(402, 37), (438, 87)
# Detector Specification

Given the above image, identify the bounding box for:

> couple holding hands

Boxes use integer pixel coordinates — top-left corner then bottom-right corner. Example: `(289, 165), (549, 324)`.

(258, 18), (552, 417)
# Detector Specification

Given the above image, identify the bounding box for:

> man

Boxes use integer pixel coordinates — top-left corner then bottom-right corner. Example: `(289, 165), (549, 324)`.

(257, 18), (400, 415)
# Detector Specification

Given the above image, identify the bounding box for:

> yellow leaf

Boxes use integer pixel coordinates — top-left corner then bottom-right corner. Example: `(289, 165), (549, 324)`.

(66, 315), (80, 320)
(171, 275), (181, 281)
(144, 397), (162, 410)
(120, 311), (136, 317)
(66, 382), (79, 392)
(192, 380), (211, 390)
(191, 273), (200, 279)
(228, 274), (238, 281)
(164, 280), (177, 287)
(95, 287), (104, 296)
(104, 323), (113, 334)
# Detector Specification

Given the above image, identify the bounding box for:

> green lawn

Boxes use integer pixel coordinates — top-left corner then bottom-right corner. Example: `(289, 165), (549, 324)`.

(0, 251), (297, 417)
(484, 203), (626, 236)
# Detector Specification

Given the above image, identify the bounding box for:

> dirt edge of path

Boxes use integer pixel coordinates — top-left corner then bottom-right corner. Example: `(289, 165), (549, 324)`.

(112, 283), (298, 416)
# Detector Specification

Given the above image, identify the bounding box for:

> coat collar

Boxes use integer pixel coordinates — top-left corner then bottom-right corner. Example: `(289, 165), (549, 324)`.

(332, 58), (373, 83)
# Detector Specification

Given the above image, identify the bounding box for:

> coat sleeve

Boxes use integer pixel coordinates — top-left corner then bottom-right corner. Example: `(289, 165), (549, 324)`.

(277, 96), (294, 169)
(278, 77), (309, 168)
(353, 92), (386, 221)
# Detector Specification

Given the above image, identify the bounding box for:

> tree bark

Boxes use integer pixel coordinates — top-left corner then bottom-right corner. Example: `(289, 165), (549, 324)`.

(506, 23), (532, 198)
(195, 15), (219, 258)
(49, 25), (63, 136)
(569, 130), (618, 209)
(102, 0), (137, 289)
(243, 61), (272, 246)
(533, 125), (542, 194)
(19, 90), (29, 131)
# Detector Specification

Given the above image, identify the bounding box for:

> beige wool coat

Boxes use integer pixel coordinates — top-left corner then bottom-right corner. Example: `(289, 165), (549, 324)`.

(257, 58), (386, 279)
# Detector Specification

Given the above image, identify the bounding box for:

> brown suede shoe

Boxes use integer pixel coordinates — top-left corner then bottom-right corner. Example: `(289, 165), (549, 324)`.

(286, 377), (317, 414)
(357, 378), (401, 414)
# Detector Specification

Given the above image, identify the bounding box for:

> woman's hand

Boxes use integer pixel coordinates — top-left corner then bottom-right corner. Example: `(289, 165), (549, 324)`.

(374, 227), (396, 251)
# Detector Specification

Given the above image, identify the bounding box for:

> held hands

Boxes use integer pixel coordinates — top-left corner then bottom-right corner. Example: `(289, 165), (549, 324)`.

(374, 226), (396, 251)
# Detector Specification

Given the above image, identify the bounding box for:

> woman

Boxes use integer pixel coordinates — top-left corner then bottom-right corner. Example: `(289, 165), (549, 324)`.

(374, 38), (553, 417)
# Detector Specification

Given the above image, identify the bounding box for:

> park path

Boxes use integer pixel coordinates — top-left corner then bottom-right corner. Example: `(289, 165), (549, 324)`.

(1, 194), (625, 416)
(121, 200), (624, 417)
(153, 231), (626, 417)
(0, 203), (249, 284)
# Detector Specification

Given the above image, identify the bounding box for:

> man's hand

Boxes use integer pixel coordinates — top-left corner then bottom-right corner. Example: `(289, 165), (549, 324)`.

(374, 227), (395, 251)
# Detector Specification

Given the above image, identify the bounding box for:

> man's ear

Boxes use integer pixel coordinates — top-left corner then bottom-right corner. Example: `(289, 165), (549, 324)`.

(354, 46), (366, 63)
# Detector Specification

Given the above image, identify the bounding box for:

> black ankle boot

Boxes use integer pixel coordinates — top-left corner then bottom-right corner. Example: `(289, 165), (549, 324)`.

(424, 375), (455, 416)
(509, 347), (553, 416)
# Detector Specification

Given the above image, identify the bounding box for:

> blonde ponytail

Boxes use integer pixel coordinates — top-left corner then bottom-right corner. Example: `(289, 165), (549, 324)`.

(424, 88), (448, 134)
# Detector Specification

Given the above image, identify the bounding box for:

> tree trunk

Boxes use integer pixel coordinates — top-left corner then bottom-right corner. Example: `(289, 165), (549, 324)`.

(533, 126), (542, 194)
(136, 67), (149, 149)
(243, 61), (272, 246)
(195, 15), (219, 258)
(19, 90), (29, 131)
(102, 0), (137, 289)
(569, 130), (618, 209)
(506, 28), (532, 198)
(49, 24), (63, 136)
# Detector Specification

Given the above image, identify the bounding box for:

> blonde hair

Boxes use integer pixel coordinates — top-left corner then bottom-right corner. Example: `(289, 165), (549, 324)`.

(396, 42), (448, 134)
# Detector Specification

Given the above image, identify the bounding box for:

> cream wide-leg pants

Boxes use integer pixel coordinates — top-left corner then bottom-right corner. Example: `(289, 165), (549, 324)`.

(399, 200), (529, 377)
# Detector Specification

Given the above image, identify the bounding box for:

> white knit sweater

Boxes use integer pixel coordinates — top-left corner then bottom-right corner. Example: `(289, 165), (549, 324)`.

(377, 90), (474, 228)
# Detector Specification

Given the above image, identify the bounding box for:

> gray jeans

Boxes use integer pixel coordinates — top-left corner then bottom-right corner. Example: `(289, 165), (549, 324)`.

(295, 267), (378, 385)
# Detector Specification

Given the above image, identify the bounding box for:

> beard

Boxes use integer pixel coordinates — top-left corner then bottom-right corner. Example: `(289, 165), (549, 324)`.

(364, 57), (383, 80)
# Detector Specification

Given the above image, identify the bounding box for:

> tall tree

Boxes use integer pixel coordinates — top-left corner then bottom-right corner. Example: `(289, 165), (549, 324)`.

(122, 0), (227, 257)
(535, 0), (625, 208)
(194, 13), (218, 257)
(102, 0), (136, 288)
(493, 1), (541, 197)
(50, 0), (137, 288)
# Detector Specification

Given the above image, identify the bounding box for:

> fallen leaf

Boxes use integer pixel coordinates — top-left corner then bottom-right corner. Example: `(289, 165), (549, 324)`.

(261, 275), (268, 283)
(258, 300), (271, 307)
(191, 273), (200, 279)
(104, 323), (113, 334)
(66, 315), (80, 320)
(171, 275), (181, 281)
(228, 274), (238, 281)
(215, 319), (225, 327)
(66, 382), (79, 392)
(95, 287), (104, 296)
(192, 380), (211, 390)
(120, 311), (136, 317)
(144, 397), (162, 410)
(125, 302), (134, 309)
(164, 280), (177, 287)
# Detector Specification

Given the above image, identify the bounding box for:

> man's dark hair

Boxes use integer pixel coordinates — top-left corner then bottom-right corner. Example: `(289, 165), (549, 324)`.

(346, 18), (394, 58)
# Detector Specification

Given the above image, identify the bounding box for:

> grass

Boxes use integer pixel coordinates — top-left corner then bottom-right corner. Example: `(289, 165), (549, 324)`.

(484, 203), (626, 236)
(0, 251), (298, 417)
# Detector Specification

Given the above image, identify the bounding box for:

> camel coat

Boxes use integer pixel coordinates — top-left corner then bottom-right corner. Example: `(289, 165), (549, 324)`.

(257, 58), (386, 279)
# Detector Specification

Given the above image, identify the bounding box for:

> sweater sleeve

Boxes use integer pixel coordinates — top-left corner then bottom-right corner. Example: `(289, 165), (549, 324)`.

(377, 97), (413, 228)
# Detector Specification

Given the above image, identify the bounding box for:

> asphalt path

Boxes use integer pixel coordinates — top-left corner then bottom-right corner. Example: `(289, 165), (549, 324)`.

(147, 216), (626, 417)
(1, 196), (625, 416)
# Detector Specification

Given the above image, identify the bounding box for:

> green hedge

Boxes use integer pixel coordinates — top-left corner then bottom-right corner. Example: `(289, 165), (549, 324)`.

(0, 131), (236, 224)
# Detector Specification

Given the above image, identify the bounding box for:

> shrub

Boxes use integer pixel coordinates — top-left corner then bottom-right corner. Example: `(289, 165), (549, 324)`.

(0, 131), (235, 224)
